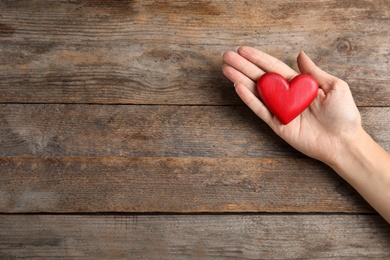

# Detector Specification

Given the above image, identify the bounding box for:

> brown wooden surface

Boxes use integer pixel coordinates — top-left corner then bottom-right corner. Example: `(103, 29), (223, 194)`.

(0, 0), (389, 106)
(0, 157), (373, 213)
(1, 105), (389, 157)
(1, 214), (390, 259)
(1, 0), (389, 258)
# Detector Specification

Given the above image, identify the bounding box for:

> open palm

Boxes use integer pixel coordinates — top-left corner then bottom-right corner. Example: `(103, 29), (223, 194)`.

(222, 46), (362, 166)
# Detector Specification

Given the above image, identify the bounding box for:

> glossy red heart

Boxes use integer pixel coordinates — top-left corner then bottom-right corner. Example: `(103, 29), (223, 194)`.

(257, 73), (318, 124)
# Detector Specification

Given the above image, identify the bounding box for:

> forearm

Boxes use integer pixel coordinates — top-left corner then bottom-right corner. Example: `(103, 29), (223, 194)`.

(330, 129), (390, 223)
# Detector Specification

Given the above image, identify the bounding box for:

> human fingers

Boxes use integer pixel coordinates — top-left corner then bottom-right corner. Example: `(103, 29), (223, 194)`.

(237, 46), (298, 81)
(222, 64), (257, 96)
(234, 82), (274, 127)
(223, 50), (265, 82)
(297, 51), (338, 93)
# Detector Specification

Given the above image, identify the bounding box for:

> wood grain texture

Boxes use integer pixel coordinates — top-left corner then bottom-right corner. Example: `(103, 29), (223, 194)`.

(1, 1), (390, 257)
(1, 214), (389, 259)
(0, 157), (372, 213)
(0, 0), (389, 105)
(1, 105), (389, 157)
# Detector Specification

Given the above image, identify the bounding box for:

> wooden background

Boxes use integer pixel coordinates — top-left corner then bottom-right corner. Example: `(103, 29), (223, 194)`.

(1, 0), (390, 258)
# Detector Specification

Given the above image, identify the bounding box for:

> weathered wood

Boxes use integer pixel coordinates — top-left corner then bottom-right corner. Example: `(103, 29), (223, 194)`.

(1, 1), (390, 257)
(0, 156), (372, 213)
(0, 0), (389, 105)
(0, 214), (389, 259)
(1, 105), (389, 157)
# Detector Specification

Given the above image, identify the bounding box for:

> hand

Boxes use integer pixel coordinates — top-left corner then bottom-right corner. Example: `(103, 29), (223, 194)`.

(222, 46), (362, 167)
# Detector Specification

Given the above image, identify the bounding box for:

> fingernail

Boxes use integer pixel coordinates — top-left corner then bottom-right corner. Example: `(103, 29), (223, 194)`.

(221, 51), (225, 57)
(235, 46), (241, 52)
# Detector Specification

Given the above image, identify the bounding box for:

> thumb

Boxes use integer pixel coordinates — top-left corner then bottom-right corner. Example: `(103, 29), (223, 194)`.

(297, 51), (336, 93)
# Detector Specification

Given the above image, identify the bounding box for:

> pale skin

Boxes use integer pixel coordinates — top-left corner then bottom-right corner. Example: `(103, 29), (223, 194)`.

(222, 46), (390, 224)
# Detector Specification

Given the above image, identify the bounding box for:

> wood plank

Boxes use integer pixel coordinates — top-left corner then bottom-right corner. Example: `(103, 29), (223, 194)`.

(1, 105), (389, 157)
(0, 157), (372, 213)
(0, 0), (389, 105)
(0, 214), (389, 259)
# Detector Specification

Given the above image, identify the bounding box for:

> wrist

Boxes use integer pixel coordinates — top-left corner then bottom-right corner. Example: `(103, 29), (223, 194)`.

(328, 127), (371, 180)
(326, 125), (390, 224)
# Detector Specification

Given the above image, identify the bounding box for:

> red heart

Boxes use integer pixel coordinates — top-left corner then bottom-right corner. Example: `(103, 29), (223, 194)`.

(257, 73), (318, 124)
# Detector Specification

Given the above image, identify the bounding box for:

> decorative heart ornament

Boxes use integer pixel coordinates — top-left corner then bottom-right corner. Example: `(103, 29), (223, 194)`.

(257, 73), (318, 124)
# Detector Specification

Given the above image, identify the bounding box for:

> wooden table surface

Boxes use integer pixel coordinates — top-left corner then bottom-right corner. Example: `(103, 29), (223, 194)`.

(1, 0), (390, 258)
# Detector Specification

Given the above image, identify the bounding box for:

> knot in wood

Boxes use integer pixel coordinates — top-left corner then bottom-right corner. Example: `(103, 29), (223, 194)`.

(335, 38), (352, 54)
